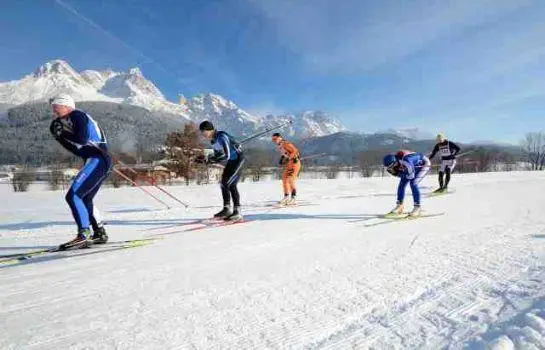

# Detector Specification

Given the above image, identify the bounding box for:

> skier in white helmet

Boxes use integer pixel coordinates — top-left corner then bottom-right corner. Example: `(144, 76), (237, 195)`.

(428, 133), (461, 193)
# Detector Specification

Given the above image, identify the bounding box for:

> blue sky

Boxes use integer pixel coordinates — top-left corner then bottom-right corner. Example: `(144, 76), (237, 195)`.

(1, 0), (544, 143)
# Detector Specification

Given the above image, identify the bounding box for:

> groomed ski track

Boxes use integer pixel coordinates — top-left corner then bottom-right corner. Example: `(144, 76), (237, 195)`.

(1, 171), (544, 349)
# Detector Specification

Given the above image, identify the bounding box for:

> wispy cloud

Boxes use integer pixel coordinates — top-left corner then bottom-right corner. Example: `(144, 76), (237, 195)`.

(248, 0), (533, 74)
(54, 0), (170, 74)
(39, 0), (545, 142)
(245, 0), (544, 142)
(53, 0), (242, 97)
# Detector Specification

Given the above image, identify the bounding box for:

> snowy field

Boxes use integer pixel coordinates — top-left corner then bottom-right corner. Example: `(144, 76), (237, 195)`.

(1, 171), (545, 349)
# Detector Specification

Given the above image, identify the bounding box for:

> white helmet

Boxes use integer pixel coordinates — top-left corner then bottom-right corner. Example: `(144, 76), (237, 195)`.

(49, 93), (75, 109)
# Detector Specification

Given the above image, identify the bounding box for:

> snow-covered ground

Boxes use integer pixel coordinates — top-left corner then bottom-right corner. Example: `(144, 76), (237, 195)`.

(1, 171), (544, 349)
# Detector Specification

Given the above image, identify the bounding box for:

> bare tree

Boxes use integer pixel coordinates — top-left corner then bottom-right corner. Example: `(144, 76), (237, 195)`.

(271, 167), (282, 181)
(498, 152), (518, 172)
(324, 164), (341, 179)
(108, 170), (125, 188)
(48, 164), (65, 191)
(358, 150), (385, 178)
(245, 148), (273, 182)
(470, 147), (494, 172)
(163, 123), (204, 185)
(521, 132), (545, 170)
(11, 167), (35, 192)
(116, 152), (137, 165)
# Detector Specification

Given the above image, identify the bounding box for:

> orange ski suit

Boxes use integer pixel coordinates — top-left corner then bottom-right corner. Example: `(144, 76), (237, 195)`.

(277, 140), (301, 195)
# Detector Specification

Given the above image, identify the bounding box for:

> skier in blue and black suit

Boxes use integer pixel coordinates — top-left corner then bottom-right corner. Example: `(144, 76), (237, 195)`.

(198, 120), (245, 221)
(49, 94), (112, 249)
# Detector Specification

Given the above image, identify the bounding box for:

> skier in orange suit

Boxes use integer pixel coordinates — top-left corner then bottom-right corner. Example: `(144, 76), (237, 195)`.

(272, 133), (301, 205)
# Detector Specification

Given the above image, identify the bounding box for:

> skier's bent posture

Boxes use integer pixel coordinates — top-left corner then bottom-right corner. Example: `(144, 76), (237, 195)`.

(383, 150), (431, 217)
(198, 121), (245, 221)
(49, 94), (112, 250)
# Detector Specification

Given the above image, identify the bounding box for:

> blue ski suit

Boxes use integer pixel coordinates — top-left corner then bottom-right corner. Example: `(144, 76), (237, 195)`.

(50, 110), (112, 231)
(393, 151), (431, 205)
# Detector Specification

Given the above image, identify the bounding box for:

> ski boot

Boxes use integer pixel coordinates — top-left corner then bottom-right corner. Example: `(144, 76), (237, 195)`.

(286, 196), (297, 206)
(409, 205), (421, 217)
(59, 229), (92, 251)
(278, 195), (290, 206)
(214, 206), (232, 219)
(91, 226), (108, 244)
(224, 207), (243, 221)
(432, 187), (444, 193)
(384, 203), (404, 218)
(389, 203), (404, 215)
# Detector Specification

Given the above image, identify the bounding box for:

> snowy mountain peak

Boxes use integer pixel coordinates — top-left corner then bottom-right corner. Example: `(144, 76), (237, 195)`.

(100, 68), (165, 101)
(128, 67), (143, 77)
(80, 69), (118, 90)
(207, 93), (230, 105)
(33, 59), (78, 78)
(189, 93), (241, 114)
(0, 59), (106, 105)
(0, 59), (347, 138)
(268, 111), (346, 138)
(185, 93), (261, 135)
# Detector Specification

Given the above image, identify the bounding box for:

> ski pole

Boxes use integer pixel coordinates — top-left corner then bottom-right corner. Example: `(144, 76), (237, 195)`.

(239, 120), (293, 144)
(456, 149), (477, 158)
(57, 122), (179, 209)
(300, 153), (328, 160)
(427, 161), (480, 168)
(114, 158), (190, 208)
(112, 168), (171, 209)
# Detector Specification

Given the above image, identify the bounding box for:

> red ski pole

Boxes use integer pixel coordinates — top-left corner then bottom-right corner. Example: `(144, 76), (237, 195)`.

(112, 168), (171, 209)
(114, 158), (190, 208)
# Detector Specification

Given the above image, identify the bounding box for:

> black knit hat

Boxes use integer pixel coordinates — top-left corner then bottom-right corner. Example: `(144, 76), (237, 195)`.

(272, 132), (282, 138)
(199, 120), (214, 131)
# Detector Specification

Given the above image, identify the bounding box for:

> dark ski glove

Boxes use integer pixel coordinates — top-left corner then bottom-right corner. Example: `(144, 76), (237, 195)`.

(387, 166), (401, 177)
(49, 119), (65, 139)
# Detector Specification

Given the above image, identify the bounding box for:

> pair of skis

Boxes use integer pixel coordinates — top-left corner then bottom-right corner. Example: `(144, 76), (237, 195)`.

(0, 238), (156, 267)
(362, 212), (445, 227)
(269, 201), (314, 209)
(2, 215), (250, 265)
(428, 188), (455, 197)
(183, 217), (250, 232)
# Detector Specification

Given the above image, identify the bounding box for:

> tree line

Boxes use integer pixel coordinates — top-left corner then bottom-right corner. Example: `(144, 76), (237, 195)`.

(5, 120), (544, 192)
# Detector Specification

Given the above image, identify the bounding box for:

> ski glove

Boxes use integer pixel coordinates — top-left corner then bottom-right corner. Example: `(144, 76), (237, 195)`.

(208, 150), (227, 164)
(49, 119), (66, 139)
(386, 167), (401, 177)
(279, 156), (286, 165)
(292, 156), (299, 164)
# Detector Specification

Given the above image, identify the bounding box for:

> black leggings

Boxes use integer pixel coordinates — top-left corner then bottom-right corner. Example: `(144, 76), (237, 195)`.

(438, 167), (452, 188)
(221, 157), (246, 207)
